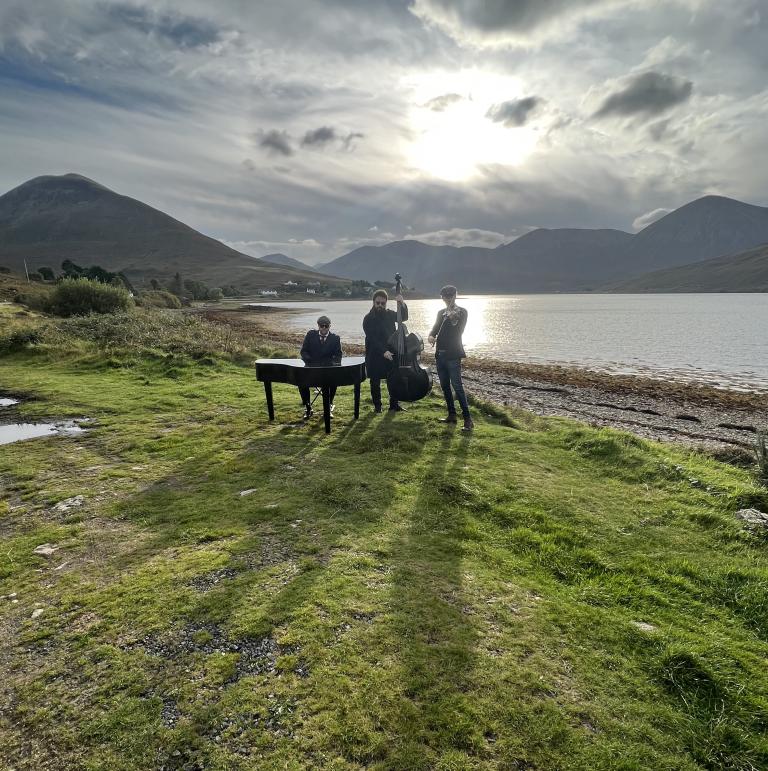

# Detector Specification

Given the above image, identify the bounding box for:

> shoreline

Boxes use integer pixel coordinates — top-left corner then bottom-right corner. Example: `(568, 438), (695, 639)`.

(200, 307), (768, 455)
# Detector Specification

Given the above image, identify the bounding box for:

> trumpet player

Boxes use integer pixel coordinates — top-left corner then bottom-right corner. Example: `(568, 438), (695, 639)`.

(428, 285), (473, 431)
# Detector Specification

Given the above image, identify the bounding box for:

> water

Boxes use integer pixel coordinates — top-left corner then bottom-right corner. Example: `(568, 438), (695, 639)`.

(0, 398), (19, 408)
(248, 294), (768, 392)
(0, 420), (86, 446)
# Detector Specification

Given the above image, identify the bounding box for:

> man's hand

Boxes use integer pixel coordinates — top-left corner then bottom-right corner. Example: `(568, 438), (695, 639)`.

(383, 351), (394, 361)
(428, 335), (436, 346)
(395, 294), (404, 304)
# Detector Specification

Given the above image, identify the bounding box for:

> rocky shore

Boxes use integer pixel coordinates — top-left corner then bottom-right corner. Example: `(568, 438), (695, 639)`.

(203, 306), (768, 458)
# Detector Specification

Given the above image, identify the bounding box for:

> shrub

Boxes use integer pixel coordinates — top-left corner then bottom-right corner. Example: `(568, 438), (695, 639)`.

(140, 290), (182, 309)
(45, 278), (133, 317)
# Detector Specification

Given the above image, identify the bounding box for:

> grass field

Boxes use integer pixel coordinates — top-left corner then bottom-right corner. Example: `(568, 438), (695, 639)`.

(1, 309), (767, 770)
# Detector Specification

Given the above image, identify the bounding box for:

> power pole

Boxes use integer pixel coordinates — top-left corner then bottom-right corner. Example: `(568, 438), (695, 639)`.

(24, 259), (30, 283)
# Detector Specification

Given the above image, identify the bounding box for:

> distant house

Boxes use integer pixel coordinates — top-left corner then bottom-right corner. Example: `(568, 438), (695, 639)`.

(283, 280), (297, 286)
(260, 289), (278, 296)
(306, 288), (316, 294)
(308, 281), (321, 286)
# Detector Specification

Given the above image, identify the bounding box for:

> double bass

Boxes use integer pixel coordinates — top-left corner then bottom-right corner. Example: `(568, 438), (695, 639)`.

(386, 273), (432, 402)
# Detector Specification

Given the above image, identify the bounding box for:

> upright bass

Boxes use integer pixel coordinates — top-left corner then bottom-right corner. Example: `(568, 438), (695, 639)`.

(386, 273), (432, 402)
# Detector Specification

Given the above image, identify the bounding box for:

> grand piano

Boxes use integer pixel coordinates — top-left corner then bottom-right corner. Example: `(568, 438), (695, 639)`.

(254, 356), (367, 433)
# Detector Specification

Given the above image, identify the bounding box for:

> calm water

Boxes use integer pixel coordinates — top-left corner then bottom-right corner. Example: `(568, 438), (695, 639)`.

(248, 294), (768, 391)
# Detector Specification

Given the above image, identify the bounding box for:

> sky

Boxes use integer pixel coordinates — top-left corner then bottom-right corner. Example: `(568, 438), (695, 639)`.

(1, 0), (766, 265)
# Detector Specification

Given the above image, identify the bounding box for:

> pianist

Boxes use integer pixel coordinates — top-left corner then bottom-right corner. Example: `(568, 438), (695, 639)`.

(298, 315), (343, 419)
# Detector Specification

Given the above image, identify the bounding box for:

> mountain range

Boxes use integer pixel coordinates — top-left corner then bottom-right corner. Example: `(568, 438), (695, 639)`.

(0, 174), (346, 291)
(318, 195), (768, 293)
(1, 173), (766, 293)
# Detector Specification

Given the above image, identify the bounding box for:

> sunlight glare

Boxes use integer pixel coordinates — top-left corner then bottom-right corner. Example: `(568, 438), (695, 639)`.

(404, 70), (540, 181)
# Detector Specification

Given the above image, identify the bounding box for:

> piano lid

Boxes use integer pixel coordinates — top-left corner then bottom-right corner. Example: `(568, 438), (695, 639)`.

(254, 356), (365, 368)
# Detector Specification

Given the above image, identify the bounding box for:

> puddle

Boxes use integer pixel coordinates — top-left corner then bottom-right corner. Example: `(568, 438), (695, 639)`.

(0, 420), (87, 446)
(0, 398), (20, 408)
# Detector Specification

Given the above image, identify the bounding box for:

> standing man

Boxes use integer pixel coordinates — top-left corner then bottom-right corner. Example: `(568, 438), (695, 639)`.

(428, 285), (473, 431)
(363, 289), (407, 413)
(299, 315), (342, 419)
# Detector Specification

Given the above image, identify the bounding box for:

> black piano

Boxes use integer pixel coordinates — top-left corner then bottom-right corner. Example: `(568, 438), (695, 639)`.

(255, 356), (367, 433)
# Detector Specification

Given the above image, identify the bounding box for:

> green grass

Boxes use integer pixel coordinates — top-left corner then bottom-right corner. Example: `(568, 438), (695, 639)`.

(1, 313), (767, 769)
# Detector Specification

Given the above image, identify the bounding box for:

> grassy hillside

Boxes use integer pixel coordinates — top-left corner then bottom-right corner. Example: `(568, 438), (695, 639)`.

(605, 243), (768, 293)
(1, 311), (767, 770)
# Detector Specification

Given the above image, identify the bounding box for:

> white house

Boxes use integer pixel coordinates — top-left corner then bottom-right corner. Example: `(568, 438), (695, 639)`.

(306, 288), (316, 294)
(260, 289), (278, 296)
(283, 280), (297, 286)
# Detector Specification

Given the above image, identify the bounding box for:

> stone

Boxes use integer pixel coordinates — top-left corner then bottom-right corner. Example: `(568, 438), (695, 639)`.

(31, 608), (44, 619)
(53, 495), (84, 512)
(735, 508), (768, 530)
(631, 621), (657, 632)
(239, 489), (257, 497)
(33, 543), (60, 557)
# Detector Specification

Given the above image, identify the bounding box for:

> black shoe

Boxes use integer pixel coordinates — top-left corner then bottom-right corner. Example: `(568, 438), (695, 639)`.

(461, 417), (474, 431)
(303, 406), (313, 420)
(439, 414), (458, 424)
(389, 404), (406, 412)
(374, 405), (382, 413)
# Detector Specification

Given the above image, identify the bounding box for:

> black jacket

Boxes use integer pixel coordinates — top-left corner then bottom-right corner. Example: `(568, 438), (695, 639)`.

(430, 305), (467, 359)
(300, 329), (342, 365)
(363, 303), (408, 378)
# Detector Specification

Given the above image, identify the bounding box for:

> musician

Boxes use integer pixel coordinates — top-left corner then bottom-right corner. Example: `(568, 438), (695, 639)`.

(428, 285), (473, 430)
(362, 289), (407, 412)
(299, 315), (342, 419)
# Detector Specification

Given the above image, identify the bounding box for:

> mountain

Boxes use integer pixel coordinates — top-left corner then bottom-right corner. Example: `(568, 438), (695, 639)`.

(319, 195), (768, 292)
(319, 230), (635, 293)
(260, 252), (319, 272)
(604, 242), (768, 292)
(626, 195), (768, 273)
(0, 174), (345, 291)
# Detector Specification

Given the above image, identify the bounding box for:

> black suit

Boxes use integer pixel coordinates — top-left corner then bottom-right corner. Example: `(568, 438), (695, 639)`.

(298, 329), (343, 405)
(362, 303), (408, 408)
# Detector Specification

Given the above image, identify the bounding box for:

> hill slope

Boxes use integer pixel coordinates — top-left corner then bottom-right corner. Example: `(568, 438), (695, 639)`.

(260, 253), (320, 272)
(0, 174), (344, 291)
(606, 242), (768, 292)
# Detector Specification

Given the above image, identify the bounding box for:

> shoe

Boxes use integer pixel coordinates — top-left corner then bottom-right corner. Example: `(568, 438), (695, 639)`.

(374, 405), (382, 413)
(303, 406), (313, 420)
(461, 417), (474, 431)
(439, 414), (458, 424)
(330, 403), (335, 414)
(388, 404), (406, 412)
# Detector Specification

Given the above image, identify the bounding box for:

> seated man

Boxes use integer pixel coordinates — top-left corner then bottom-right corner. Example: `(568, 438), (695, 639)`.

(298, 315), (343, 419)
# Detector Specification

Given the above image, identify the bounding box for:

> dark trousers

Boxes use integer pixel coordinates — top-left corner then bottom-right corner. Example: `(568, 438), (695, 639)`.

(436, 354), (470, 417)
(369, 377), (398, 409)
(299, 385), (336, 406)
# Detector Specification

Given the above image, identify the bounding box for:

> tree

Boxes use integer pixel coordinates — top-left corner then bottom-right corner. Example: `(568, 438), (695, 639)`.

(169, 272), (185, 297)
(150, 278), (161, 290)
(61, 259), (84, 277)
(37, 267), (55, 281)
(207, 287), (224, 302)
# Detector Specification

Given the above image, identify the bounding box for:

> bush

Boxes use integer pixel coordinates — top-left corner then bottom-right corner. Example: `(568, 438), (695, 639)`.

(45, 278), (133, 317)
(140, 290), (182, 309)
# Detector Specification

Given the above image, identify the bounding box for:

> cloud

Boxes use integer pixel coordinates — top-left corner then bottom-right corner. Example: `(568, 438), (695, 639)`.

(301, 126), (337, 147)
(632, 207), (672, 230)
(300, 126), (365, 151)
(423, 92), (463, 111)
(256, 129), (294, 156)
(409, 227), (531, 248)
(486, 96), (541, 127)
(594, 71), (693, 120)
(409, 0), (626, 46)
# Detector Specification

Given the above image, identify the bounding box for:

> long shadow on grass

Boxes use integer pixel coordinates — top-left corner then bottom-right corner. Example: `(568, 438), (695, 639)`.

(385, 427), (482, 766)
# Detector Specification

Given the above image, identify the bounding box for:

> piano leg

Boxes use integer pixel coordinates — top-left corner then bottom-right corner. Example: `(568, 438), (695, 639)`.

(353, 379), (360, 419)
(264, 381), (275, 421)
(321, 385), (331, 434)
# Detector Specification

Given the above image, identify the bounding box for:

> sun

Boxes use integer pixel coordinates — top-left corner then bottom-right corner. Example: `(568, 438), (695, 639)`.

(403, 69), (540, 181)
